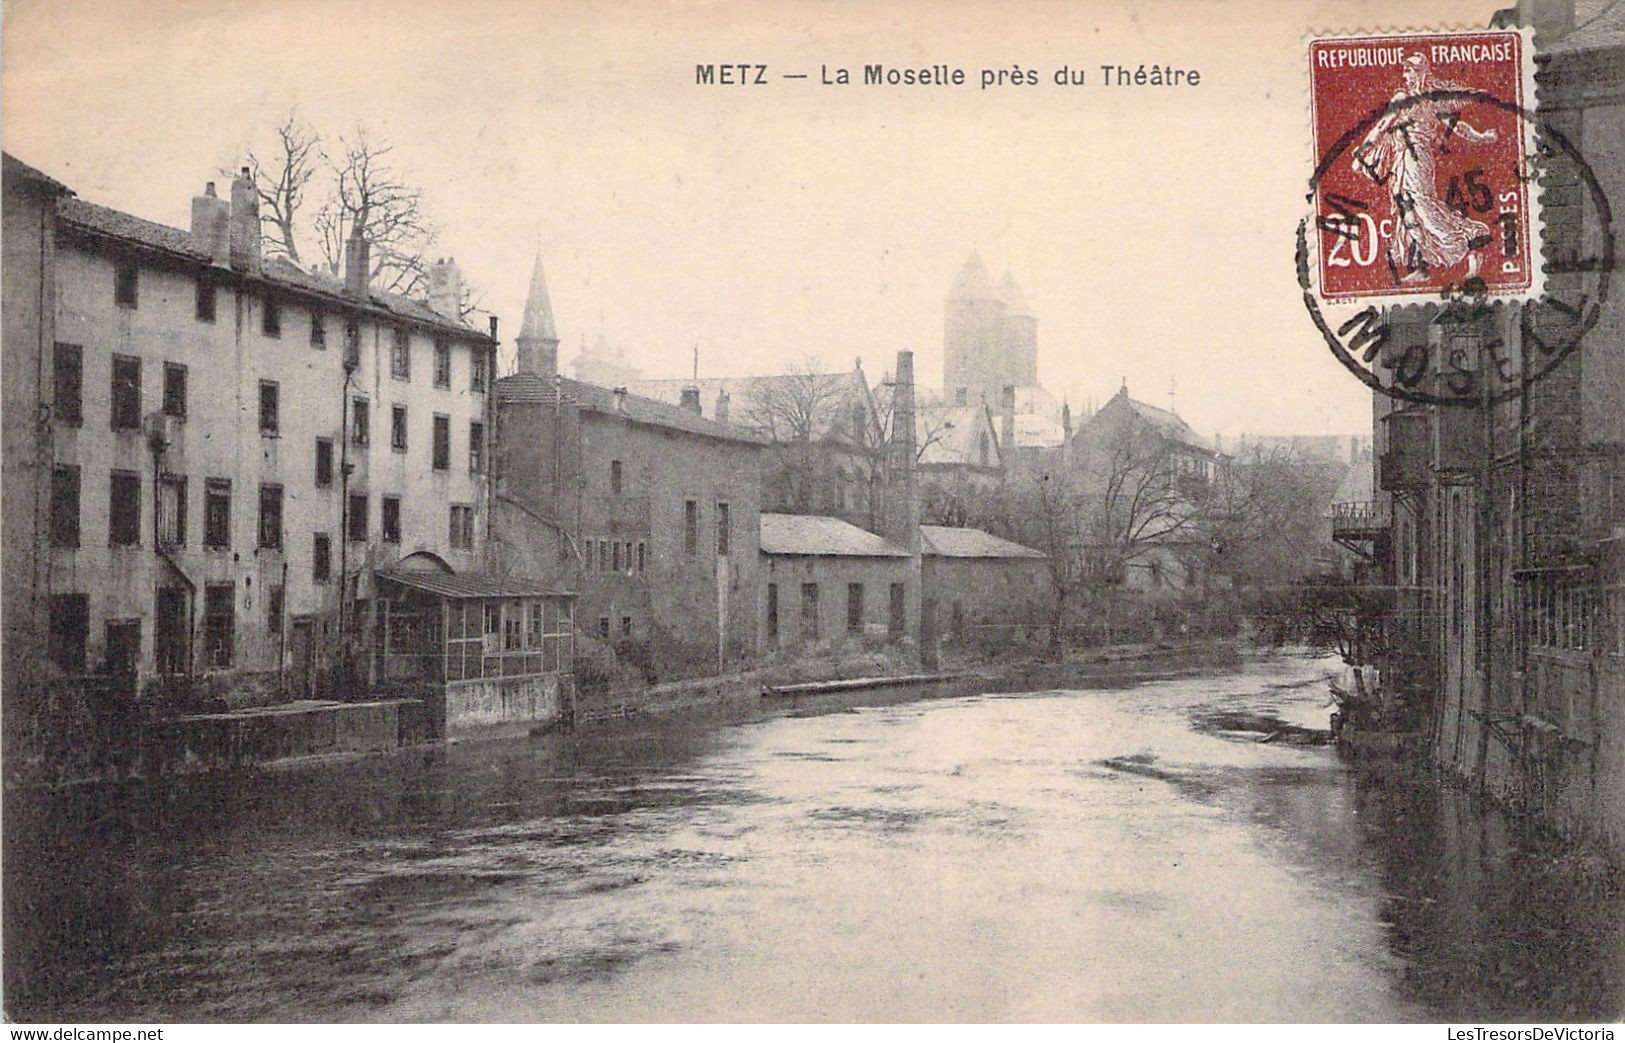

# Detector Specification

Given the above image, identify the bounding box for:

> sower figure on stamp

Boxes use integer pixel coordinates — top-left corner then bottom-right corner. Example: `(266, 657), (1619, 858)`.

(1353, 53), (1498, 283)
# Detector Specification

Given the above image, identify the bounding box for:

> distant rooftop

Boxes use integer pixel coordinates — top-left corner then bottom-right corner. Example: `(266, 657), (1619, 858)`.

(48, 179), (486, 341)
(760, 514), (909, 557)
(496, 373), (766, 445)
(920, 526), (1045, 559)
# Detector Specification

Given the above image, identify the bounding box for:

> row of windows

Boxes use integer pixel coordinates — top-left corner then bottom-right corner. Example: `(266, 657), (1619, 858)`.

(52, 344), (489, 438)
(683, 499), (731, 558)
(350, 401), (486, 472)
(764, 581), (907, 644)
(109, 259), (489, 391)
(585, 537), (648, 574)
(48, 466), (476, 560)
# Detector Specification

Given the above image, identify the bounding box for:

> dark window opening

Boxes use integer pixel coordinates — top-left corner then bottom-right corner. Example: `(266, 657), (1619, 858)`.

(204, 478), (230, 549)
(109, 470), (140, 546)
(352, 398), (370, 446)
(49, 593), (89, 674)
(847, 582), (863, 632)
(195, 278), (216, 322)
(313, 533), (331, 582)
(434, 339), (450, 387)
(114, 256), (138, 308)
(766, 583), (779, 644)
(158, 473), (186, 547)
(469, 421), (485, 474)
(610, 460), (623, 495)
(471, 352), (488, 393)
(432, 414), (450, 470)
(391, 405), (408, 451)
(259, 381), (279, 435)
(684, 500), (699, 557)
(391, 328), (410, 379)
(203, 583), (235, 667)
(717, 502), (731, 557)
(111, 355), (141, 430)
(51, 465), (80, 548)
(315, 437), (334, 487)
(53, 343), (82, 427)
(310, 309), (326, 348)
(163, 362), (187, 419)
(382, 495), (401, 543)
(348, 493), (368, 542)
(258, 483), (283, 550)
(262, 298), (281, 338)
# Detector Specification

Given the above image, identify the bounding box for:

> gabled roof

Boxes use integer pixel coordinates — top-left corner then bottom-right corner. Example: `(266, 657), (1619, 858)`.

(916, 402), (1001, 469)
(496, 373), (766, 445)
(3, 152), (73, 196)
(921, 526), (1045, 559)
(760, 513), (909, 557)
(377, 568), (569, 599)
(54, 197), (487, 341)
(1090, 386), (1215, 452)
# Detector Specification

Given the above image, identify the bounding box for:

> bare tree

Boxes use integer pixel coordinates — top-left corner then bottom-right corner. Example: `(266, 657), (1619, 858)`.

(233, 113), (321, 265)
(1200, 445), (1346, 592)
(312, 126), (436, 297)
(1073, 416), (1197, 588)
(996, 471), (1086, 646)
(738, 358), (852, 515)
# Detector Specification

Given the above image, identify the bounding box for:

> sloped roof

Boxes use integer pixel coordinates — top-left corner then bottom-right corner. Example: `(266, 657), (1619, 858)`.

(760, 513), (909, 557)
(518, 251), (558, 342)
(1096, 387), (1215, 452)
(949, 251), (998, 301)
(55, 197), (486, 340)
(916, 402), (1001, 468)
(921, 526), (1045, 559)
(3, 152), (72, 196)
(496, 373), (766, 445)
(378, 568), (569, 599)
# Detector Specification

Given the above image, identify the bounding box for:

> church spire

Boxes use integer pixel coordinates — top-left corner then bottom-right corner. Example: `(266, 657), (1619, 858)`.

(516, 250), (560, 378)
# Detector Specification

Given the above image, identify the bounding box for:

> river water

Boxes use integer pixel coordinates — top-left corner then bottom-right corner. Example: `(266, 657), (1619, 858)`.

(5, 652), (1622, 1022)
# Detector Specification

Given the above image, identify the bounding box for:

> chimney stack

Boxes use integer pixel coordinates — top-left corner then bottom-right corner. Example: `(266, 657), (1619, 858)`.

(427, 257), (463, 319)
(344, 225), (370, 298)
(714, 389), (731, 424)
(613, 387), (628, 414)
(228, 167), (261, 274)
(191, 182), (230, 265)
(680, 386), (702, 415)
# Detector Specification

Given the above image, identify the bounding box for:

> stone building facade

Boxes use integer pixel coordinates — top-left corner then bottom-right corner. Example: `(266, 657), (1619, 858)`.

(758, 513), (915, 649)
(493, 261), (766, 672)
(3, 155), (499, 707)
(920, 525), (1052, 639)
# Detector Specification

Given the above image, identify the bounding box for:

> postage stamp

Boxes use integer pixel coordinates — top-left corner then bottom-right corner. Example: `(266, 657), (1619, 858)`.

(1307, 28), (1539, 304)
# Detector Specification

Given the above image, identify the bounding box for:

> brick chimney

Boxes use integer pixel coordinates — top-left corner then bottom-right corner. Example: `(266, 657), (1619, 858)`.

(680, 386), (702, 415)
(427, 257), (462, 319)
(715, 389), (730, 424)
(612, 387), (628, 414)
(344, 225), (370, 298)
(190, 182), (230, 265)
(228, 167), (260, 274)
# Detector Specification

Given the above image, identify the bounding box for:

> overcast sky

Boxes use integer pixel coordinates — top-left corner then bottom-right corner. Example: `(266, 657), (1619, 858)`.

(4, 0), (1499, 439)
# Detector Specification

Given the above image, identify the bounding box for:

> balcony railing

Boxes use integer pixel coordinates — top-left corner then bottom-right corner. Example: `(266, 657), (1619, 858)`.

(1331, 500), (1389, 539)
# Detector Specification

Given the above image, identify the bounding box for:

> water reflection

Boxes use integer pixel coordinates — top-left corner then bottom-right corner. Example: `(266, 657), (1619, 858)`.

(4, 654), (1620, 1022)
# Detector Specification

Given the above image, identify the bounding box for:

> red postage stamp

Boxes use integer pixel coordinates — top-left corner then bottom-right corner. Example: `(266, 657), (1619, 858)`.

(1307, 28), (1539, 303)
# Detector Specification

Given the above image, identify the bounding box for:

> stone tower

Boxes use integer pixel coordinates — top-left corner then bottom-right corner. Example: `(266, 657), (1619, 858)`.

(943, 252), (1005, 407)
(997, 271), (1038, 389)
(515, 251), (560, 379)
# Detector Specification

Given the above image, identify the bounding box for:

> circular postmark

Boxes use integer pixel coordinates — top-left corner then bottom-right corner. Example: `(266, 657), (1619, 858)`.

(1299, 87), (1614, 407)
